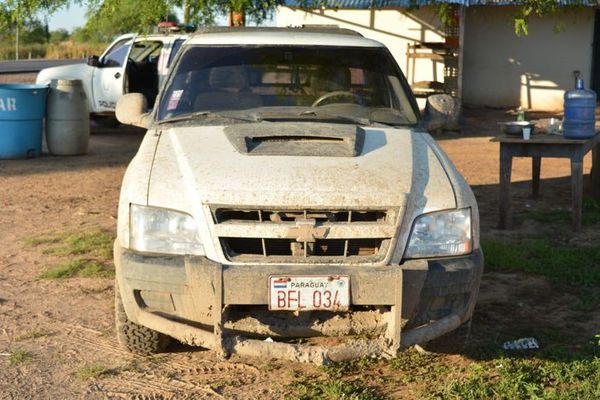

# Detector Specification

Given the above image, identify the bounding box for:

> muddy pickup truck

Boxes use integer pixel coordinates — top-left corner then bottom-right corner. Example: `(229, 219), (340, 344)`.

(113, 26), (483, 364)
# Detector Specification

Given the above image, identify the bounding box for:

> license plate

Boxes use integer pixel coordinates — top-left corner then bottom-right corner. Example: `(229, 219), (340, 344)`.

(268, 275), (350, 311)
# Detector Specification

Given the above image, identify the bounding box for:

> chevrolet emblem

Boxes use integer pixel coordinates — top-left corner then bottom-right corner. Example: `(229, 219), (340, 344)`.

(286, 218), (329, 243)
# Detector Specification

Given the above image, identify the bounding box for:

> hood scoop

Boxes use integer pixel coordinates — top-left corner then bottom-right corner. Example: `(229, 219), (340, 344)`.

(224, 122), (365, 157)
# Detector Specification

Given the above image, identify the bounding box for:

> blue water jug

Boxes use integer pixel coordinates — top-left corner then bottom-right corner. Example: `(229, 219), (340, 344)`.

(563, 78), (596, 139)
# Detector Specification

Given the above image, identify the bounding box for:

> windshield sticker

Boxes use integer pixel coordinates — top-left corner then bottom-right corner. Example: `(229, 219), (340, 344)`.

(167, 90), (183, 111)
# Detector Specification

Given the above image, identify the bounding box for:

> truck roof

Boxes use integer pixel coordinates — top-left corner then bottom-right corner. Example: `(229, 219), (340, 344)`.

(187, 26), (384, 48)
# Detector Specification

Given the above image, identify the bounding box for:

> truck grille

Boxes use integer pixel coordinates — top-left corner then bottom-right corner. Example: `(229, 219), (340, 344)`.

(211, 207), (398, 263)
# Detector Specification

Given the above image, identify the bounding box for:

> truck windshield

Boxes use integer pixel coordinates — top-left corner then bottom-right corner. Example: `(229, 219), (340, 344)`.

(157, 45), (419, 125)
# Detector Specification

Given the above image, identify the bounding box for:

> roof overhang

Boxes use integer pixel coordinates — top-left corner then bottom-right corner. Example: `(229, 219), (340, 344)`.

(283, 0), (599, 8)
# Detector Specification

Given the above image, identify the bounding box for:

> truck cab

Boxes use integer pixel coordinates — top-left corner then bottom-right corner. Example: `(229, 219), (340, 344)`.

(36, 31), (188, 118)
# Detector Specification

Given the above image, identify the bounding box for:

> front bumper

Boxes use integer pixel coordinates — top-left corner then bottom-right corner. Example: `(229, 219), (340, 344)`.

(114, 243), (483, 363)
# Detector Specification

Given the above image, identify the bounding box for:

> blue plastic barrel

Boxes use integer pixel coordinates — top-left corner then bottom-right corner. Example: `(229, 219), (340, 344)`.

(0, 84), (48, 159)
(563, 78), (596, 139)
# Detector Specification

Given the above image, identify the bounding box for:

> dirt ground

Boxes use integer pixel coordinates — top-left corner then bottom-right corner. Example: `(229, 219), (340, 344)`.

(0, 75), (598, 399)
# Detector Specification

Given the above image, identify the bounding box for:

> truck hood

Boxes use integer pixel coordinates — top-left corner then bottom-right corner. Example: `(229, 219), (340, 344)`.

(35, 63), (92, 85)
(36, 63), (95, 112)
(147, 122), (456, 212)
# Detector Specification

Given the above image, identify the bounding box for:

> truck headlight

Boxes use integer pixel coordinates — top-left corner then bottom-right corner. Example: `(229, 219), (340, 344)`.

(129, 204), (204, 255)
(404, 208), (472, 259)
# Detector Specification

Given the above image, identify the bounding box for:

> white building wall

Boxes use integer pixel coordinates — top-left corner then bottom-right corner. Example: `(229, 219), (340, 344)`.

(463, 6), (595, 111)
(276, 6), (446, 85)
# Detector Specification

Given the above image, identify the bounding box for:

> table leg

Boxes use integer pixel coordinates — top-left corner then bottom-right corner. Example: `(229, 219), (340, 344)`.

(571, 156), (584, 232)
(499, 145), (513, 229)
(532, 156), (541, 198)
(592, 144), (600, 200)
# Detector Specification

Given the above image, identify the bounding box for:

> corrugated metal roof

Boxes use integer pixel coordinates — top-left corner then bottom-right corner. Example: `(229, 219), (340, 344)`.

(284, 0), (466, 7)
(284, 0), (598, 8)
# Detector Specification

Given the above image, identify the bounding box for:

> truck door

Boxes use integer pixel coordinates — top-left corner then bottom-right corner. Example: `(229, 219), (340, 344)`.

(92, 34), (136, 112)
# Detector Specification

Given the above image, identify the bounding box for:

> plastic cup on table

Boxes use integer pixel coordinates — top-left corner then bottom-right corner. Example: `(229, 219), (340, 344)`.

(522, 127), (531, 140)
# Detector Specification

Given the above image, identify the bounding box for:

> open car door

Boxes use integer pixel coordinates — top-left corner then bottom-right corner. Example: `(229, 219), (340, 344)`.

(92, 34), (136, 112)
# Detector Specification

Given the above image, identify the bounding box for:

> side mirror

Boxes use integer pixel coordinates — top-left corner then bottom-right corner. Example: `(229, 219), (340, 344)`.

(87, 55), (100, 67)
(422, 94), (461, 134)
(116, 93), (151, 128)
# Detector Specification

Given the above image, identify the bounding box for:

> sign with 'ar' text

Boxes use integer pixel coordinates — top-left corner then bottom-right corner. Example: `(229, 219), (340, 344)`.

(0, 97), (17, 111)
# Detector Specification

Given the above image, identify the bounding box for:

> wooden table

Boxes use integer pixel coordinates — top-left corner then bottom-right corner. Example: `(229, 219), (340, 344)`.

(491, 133), (600, 232)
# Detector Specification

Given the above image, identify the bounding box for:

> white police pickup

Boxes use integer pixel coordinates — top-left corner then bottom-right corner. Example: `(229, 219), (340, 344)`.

(36, 31), (187, 117)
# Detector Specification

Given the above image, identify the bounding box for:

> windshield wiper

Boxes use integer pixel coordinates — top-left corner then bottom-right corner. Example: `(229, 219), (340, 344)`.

(299, 110), (372, 126)
(254, 110), (372, 126)
(158, 111), (261, 125)
(297, 110), (412, 127)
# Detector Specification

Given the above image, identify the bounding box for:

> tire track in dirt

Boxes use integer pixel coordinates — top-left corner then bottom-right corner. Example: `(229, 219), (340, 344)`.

(64, 328), (138, 361)
(92, 357), (267, 399)
(51, 320), (270, 398)
(33, 316), (286, 399)
(89, 370), (225, 400)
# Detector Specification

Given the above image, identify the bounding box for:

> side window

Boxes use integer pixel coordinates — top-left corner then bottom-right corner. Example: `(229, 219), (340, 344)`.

(130, 41), (163, 62)
(167, 39), (185, 68)
(101, 39), (132, 68)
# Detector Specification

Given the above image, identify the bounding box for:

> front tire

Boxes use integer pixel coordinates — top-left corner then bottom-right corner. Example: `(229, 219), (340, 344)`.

(115, 283), (171, 355)
(92, 117), (120, 129)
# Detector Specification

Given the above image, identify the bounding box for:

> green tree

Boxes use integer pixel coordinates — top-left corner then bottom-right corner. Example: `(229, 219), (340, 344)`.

(0, 0), (71, 31)
(152, 0), (285, 26)
(21, 18), (49, 43)
(84, 0), (173, 37)
(4, 0), (593, 41)
(512, 0), (595, 35)
(49, 28), (70, 43)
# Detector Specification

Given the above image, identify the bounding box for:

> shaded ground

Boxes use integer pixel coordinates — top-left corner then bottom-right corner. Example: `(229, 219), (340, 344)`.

(0, 106), (598, 399)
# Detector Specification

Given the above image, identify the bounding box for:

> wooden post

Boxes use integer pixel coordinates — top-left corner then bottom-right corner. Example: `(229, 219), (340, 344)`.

(592, 144), (600, 199)
(457, 5), (466, 102)
(532, 156), (541, 197)
(499, 144), (513, 229)
(571, 155), (584, 232)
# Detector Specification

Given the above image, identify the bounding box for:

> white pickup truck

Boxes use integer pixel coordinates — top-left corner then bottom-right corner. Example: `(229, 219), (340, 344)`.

(36, 32), (187, 118)
(113, 26), (483, 364)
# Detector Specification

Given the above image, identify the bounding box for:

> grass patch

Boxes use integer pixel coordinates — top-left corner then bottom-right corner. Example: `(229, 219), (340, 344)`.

(290, 378), (386, 400)
(9, 349), (33, 366)
(0, 42), (108, 61)
(388, 347), (600, 400)
(290, 358), (386, 400)
(436, 352), (600, 400)
(76, 364), (117, 380)
(286, 345), (600, 400)
(37, 231), (114, 259)
(390, 350), (451, 385)
(573, 287), (600, 312)
(322, 357), (379, 379)
(524, 197), (600, 226)
(39, 259), (113, 279)
(24, 236), (63, 246)
(481, 239), (600, 286)
(27, 231), (115, 280)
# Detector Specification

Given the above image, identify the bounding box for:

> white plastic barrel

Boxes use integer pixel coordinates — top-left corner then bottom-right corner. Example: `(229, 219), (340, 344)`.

(46, 79), (90, 155)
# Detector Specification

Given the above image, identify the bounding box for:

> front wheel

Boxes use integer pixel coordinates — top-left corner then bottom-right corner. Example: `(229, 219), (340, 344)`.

(115, 283), (171, 355)
(92, 117), (120, 129)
